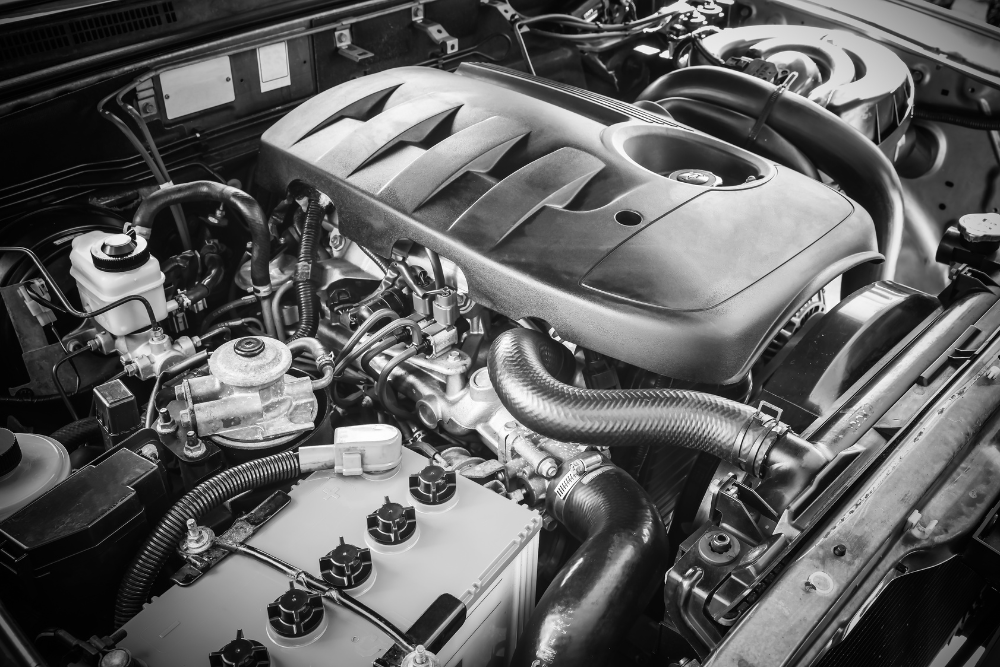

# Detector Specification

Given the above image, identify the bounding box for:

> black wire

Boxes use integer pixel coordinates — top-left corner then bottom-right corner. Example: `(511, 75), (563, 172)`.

(52, 347), (91, 420)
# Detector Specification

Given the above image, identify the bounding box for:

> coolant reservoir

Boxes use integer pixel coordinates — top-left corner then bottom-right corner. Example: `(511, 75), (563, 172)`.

(0, 429), (70, 522)
(69, 230), (168, 335)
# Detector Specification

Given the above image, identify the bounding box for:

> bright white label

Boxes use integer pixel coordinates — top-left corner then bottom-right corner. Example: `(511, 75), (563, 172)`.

(257, 42), (291, 93)
(159, 56), (235, 120)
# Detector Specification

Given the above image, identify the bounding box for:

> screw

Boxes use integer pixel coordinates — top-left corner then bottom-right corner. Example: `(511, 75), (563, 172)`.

(987, 365), (1000, 380)
(448, 350), (461, 361)
(164, 94), (170, 99)
(413, 645), (429, 665)
(186, 518), (198, 536)
(141, 102), (155, 114)
(833, 544), (847, 557)
(139, 443), (159, 461)
(158, 408), (172, 424)
(225, 76), (231, 82)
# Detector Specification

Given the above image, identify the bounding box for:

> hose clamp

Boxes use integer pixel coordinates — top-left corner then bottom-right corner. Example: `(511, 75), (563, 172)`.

(548, 458), (612, 522)
(733, 402), (787, 477)
(252, 284), (273, 298)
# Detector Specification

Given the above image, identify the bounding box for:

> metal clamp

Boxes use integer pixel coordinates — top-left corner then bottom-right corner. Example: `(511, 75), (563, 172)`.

(412, 5), (458, 54)
(334, 27), (374, 62)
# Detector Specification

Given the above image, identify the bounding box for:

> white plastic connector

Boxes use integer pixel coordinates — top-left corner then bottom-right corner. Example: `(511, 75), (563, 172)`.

(299, 424), (403, 475)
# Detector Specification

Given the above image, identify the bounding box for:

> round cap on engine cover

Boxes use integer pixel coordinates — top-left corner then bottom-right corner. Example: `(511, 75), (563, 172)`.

(208, 337), (292, 388)
(267, 583), (325, 638)
(209, 630), (270, 667)
(409, 465), (457, 506)
(90, 233), (150, 273)
(320, 537), (373, 589)
(366, 496), (417, 545)
(667, 169), (722, 187)
(0, 429), (22, 477)
(958, 213), (1000, 249)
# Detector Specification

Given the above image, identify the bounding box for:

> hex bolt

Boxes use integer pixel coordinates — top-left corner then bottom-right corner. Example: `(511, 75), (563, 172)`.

(448, 350), (461, 361)
(139, 443), (159, 461)
(413, 645), (429, 665)
(186, 518), (198, 537)
(833, 544), (847, 557)
(987, 365), (1000, 381)
(709, 532), (732, 554)
(184, 430), (207, 458)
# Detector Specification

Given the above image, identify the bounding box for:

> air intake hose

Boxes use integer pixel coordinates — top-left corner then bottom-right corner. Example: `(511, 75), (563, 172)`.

(488, 328), (827, 476)
(512, 463), (669, 667)
(115, 450), (303, 627)
(131, 181), (276, 336)
(637, 66), (903, 291)
(289, 196), (323, 340)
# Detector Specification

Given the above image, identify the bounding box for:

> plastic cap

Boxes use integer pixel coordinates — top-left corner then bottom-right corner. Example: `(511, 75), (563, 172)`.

(209, 630), (270, 667)
(266, 584), (324, 638)
(0, 429), (22, 477)
(366, 497), (417, 545)
(319, 538), (373, 588)
(959, 213), (1000, 245)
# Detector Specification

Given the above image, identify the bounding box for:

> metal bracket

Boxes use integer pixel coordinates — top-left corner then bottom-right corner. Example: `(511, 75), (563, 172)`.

(412, 5), (458, 54)
(334, 27), (374, 63)
(171, 490), (291, 586)
(480, 0), (518, 23)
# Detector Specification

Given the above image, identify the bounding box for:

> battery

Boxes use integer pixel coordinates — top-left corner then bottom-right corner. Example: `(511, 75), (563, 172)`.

(120, 448), (541, 666)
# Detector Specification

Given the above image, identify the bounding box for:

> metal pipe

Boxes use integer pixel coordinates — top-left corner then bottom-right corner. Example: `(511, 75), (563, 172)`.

(806, 289), (998, 453)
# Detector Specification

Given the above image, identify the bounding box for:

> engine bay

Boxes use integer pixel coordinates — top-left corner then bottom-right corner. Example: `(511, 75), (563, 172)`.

(2, 1), (1000, 666)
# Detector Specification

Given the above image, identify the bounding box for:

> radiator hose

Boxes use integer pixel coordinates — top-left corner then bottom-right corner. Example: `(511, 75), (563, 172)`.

(115, 450), (304, 627)
(488, 328), (828, 476)
(131, 181), (277, 337)
(289, 197), (323, 340)
(512, 463), (669, 667)
(49, 417), (102, 452)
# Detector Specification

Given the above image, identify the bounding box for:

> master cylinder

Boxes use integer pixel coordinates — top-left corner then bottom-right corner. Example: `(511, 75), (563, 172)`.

(175, 336), (316, 449)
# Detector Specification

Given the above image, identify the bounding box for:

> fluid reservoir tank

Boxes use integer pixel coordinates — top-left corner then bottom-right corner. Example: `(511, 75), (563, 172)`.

(69, 230), (168, 335)
(0, 429), (70, 521)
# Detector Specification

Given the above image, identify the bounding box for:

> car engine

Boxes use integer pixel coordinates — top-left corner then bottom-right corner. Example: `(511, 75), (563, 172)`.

(2, 1), (1000, 666)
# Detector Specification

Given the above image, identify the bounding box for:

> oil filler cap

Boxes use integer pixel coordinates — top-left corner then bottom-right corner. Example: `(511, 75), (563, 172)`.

(667, 169), (722, 187)
(409, 465), (458, 511)
(266, 583), (325, 639)
(366, 496), (418, 551)
(319, 537), (374, 590)
(0, 429), (22, 477)
(209, 630), (270, 667)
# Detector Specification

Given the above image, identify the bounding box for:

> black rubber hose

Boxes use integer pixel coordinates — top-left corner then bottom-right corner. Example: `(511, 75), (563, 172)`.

(637, 67), (903, 291)
(424, 247), (445, 290)
(488, 328), (769, 457)
(359, 245), (391, 273)
(200, 295), (257, 333)
(49, 416), (102, 452)
(114, 451), (301, 627)
(289, 197), (322, 340)
(511, 464), (669, 667)
(377, 346), (419, 419)
(131, 181), (276, 335)
(914, 107), (1000, 130)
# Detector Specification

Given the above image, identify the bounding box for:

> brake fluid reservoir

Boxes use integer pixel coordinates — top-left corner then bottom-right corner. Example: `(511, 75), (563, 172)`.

(69, 230), (167, 335)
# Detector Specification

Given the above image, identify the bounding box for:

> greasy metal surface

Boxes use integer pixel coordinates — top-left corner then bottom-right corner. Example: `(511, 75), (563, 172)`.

(260, 64), (879, 383)
(704, 304), (1000, 667)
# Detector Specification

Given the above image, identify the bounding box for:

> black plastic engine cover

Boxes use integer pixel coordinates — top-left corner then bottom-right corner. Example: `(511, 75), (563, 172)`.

(258, 64), (880, 384)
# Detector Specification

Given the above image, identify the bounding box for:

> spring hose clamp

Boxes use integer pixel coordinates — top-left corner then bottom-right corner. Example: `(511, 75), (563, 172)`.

(733, 402), (787, 477)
